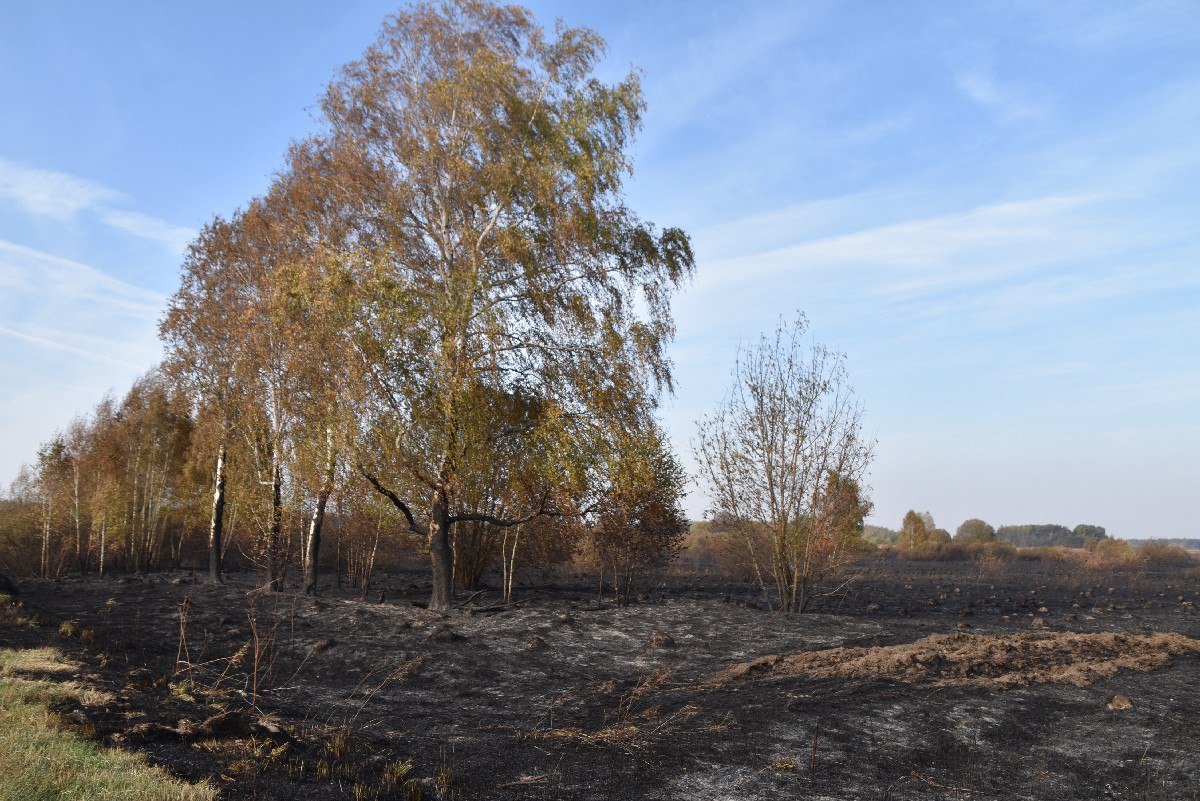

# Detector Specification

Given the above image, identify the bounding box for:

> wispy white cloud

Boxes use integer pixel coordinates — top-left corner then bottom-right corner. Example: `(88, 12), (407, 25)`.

(954, 70), (1049, 122)
(673, 177), (1199, 408)
(994, 361), (1090, 382)
(0, 324), (147, 370)
(0, 157), (124, 220)
(844, 115), (910, 143)
(693, 193), (1101, 295)
(0, 238), (164, 478)
(1021, 0), (1200, 50)
(637, 5), (817, 149)
(0, 157), (194, 252)
(0, 238), (164, 485)
(0, 238), (165, 319)
(99, 208), (195, 254)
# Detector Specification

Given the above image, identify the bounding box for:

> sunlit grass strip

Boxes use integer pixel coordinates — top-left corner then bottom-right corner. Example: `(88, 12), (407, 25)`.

(0, 647), (215, 801)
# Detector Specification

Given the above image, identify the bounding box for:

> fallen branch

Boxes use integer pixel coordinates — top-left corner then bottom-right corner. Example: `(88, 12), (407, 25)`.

(454, 589), (488, 609)
(909, 771), (976, 794)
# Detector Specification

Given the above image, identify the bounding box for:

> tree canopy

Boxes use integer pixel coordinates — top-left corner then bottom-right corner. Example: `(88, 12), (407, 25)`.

(159, 0), (694, 611)
(954, 518), (996, 543)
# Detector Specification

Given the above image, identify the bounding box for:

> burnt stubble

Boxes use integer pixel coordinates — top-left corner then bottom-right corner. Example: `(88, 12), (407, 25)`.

(4, 559), (1198, 800)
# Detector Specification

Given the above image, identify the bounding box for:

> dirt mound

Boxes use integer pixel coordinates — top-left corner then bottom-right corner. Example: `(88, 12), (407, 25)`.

(706, 631), (1200, 689)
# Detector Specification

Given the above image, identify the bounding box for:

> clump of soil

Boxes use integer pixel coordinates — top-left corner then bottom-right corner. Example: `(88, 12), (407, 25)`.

(1107, 693), (1134, 710)
(706, 631), (1200, 689)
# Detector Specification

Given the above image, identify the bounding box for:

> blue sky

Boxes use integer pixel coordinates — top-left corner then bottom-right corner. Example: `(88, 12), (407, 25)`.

(1, 1), (1197, 538)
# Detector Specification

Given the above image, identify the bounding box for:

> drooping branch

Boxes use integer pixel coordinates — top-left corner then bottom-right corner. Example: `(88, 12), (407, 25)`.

(449, 491), (590, 528)
(356, 461), (428, 536)
(449, 507), (540, 528)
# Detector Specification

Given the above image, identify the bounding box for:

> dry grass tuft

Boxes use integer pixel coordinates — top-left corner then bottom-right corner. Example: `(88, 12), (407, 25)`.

(0, 647), (113, 706)
(0, 647), (75, 676)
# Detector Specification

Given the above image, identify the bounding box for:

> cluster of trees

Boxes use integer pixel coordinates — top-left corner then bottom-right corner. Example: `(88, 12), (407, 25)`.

(898, 510), (951, 549)
(0, 369), (423, 588)
(3, 3), (879, 614)
(862, 524), (899, 546)
(4, 1), (695, 612)
(0, 374), (195, 579)
(953, 518), (996, 543)
(862, 513), (1195, 571)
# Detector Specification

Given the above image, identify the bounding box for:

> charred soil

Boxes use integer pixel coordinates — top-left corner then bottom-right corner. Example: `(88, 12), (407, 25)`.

(1, 559), (1197, 800)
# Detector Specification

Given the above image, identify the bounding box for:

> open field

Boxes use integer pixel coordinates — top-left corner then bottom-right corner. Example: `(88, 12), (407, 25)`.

(1, 560), (1198, 800)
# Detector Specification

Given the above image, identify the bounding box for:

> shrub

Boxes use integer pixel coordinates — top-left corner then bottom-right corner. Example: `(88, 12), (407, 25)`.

(898, 543), (946, 561)
(876, 544), (902, 560)
(1085, 539), (1138, 571)
(936, 541), (971, 561)
(896, 539), (1018, 562)
(1138, 541), (1198, 570)
(1017, 546), (1079, 563)
(973, 541), (1017, 561)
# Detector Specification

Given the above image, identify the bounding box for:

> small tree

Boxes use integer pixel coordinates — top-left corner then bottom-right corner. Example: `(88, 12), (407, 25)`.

(900, 510), (933, 549)
(163, 200), (321, 590)
(34, 436), (73, 579)
(796, 469), (872, 608)
(695, 315), (874, 612)
(112, 372), (194, 574)
(592, 428), (689, 605)
(862, 525), (899, 545)
(955, 518), (995, 543)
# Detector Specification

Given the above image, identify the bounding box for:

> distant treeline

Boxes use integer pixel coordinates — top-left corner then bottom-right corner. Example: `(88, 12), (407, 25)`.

(864, 525), (900, 545)
(995, 524), (1107, 548)
(864, 521), (1110, 548)
(1127, 538), (1200, 550)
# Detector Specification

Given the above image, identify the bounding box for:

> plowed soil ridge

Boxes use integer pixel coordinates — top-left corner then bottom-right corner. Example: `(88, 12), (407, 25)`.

(705, 631), (1200, 688)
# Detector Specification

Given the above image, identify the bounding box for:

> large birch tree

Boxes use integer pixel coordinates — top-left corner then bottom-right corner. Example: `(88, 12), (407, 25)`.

(306, 0), (694, 613)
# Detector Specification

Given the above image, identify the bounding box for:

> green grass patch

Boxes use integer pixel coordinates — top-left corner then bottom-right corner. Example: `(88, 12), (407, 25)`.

(0, 647), (215, 801)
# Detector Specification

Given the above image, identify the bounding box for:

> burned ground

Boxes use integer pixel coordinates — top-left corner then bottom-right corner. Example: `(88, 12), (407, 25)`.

(1, 560), (1197, 800)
